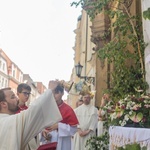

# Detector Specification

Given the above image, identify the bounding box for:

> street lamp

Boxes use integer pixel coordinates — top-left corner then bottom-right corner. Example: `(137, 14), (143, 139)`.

(75, 62), (95, 85)
(75, 62), (83, 78)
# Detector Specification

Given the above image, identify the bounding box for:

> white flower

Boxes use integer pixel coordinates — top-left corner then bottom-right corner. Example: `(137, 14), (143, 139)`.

(107, 106), (112, 110)
(119, 120), (122, 124)
(121, 122), (125, 126)
(129, 111), (133, 115)
(123, 145), (126, 149)
(144, 104), (150, 108)
(141, 95), (149, 99)
(110, 113), (117, 121)
(121, 120), (127, 126)
(124, 97), (128, 101)
(124, 114), (129, 121)
(144, 100), (148, 103)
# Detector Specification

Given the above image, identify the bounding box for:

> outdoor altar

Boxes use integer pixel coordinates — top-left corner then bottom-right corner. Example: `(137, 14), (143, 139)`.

(103, 94), (150, 150)
(109, 126), (150, 150)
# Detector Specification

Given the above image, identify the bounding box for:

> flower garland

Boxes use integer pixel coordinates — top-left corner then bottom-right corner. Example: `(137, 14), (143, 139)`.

(103, 94), (150, 127)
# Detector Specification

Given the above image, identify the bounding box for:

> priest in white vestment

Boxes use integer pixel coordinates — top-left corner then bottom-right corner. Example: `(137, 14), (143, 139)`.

(0, 81), (62, 150)
(73, 93), (98, 150)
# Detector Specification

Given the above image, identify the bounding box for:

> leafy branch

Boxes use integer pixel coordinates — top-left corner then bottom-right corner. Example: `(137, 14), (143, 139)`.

(143, 7), (150, 20)
(71, 0), (149, 99)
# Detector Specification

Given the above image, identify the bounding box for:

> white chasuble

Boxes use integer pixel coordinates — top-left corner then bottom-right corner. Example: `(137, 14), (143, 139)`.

(0, 89), (62, 150)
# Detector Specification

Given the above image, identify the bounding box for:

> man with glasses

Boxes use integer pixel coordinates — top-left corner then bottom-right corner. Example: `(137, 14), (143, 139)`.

(0, 80), (62, 150)
(16, 83), (31, 113)
(16, 83), (40, 150)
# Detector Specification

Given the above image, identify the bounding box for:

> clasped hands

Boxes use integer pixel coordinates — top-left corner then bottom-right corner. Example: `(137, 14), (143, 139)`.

(78, 128), (91, 137)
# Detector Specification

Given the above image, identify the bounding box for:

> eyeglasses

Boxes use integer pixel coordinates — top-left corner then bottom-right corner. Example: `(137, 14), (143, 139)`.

(21, 92), (31, 96)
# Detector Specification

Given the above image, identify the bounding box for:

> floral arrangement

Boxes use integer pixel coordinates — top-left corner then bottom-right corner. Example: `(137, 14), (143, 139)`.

(86, 131), (109, 150)
(103, 93), (150, 128)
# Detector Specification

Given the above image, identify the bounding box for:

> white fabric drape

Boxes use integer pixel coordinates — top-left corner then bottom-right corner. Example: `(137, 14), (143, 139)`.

(109, 126), (150, 150)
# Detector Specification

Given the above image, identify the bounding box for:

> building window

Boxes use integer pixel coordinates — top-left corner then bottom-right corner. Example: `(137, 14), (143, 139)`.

(19, 73), (23, 82)
(11, 64), (17, 78)
(2, 63), (5, 71)
(13, 69), (16, 78)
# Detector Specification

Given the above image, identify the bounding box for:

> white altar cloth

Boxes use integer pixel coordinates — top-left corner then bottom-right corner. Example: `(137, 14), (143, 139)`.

(109, 126), (150, 150)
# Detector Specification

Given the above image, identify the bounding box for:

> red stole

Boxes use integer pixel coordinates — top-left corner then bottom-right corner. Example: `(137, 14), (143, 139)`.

(58, 102), (78, 126)
(16, 105), (28, 114)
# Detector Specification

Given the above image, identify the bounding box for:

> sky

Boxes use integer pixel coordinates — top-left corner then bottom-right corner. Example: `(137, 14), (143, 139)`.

(0, 0), (81, 88)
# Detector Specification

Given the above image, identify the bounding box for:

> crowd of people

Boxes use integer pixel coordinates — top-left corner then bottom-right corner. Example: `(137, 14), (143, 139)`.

(0, 80), (108, 150)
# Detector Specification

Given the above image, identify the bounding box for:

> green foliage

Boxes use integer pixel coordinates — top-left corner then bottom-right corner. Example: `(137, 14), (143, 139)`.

(71, 0), (111, 20)
(71, 0), (149, 100)
(95, 2), (148, 100)
(86, 120), (110, 150)
(117, 143), (147, 150)
(118, 143), (140, 150)
(143, 7), (150, 20)
(86, 131), (109, 150)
